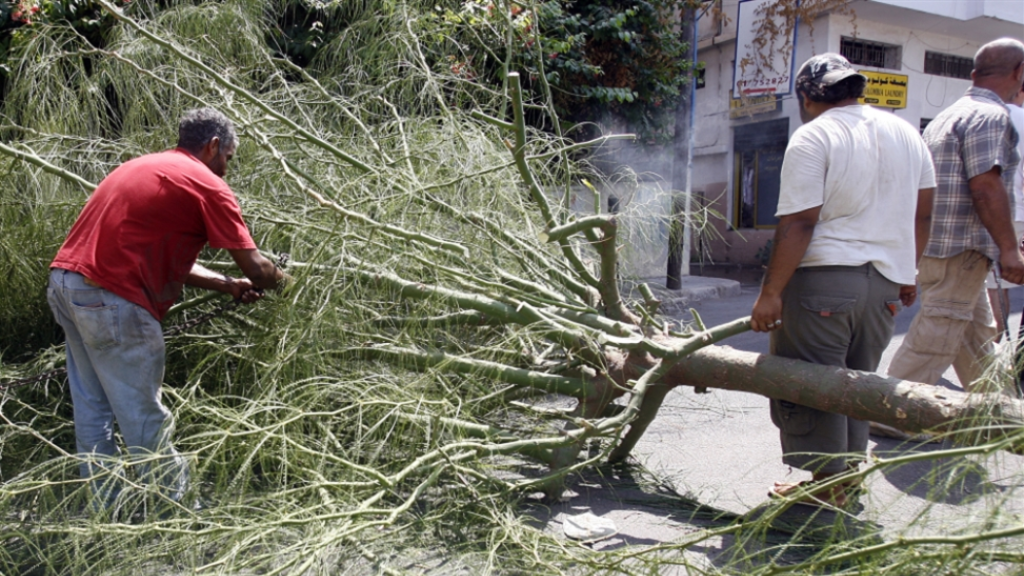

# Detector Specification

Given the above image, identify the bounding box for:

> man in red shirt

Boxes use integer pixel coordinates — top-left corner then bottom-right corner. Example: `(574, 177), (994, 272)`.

(47, 108), (283, 513)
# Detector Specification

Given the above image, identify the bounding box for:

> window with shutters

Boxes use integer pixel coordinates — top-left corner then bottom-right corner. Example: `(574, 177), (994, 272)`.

(840, 37), (902, 70)
(924, 51), (973, 80)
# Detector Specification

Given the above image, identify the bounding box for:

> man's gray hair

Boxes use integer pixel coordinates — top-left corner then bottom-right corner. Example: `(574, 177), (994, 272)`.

(974, 38), (1024, 79)
(177, 108), (237, 153)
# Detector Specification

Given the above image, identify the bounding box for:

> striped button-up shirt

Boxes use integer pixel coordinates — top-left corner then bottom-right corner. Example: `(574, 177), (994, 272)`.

(923, 87), (1021, 261)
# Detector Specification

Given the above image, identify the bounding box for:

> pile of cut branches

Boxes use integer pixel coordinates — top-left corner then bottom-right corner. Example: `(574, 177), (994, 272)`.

(0, 0), (1022, 574)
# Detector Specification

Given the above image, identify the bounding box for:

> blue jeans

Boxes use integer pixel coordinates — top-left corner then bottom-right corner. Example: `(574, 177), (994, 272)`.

(47, 269), (188, 507)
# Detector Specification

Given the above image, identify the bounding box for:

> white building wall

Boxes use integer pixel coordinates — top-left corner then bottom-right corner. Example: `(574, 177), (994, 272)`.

(824, 14), (977, 124)
(690, 0), (1020, 267)
(870, 0), (1024, 22)
(693, 8), (831, 231)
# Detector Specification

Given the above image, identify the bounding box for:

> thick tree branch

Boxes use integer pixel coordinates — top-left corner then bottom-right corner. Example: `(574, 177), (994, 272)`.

(505, 72), (600, 289)
(663, 346), (1024, 438)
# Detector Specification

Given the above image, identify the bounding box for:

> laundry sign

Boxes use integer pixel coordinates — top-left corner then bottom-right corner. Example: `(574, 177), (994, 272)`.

(859, 70), (908, 109)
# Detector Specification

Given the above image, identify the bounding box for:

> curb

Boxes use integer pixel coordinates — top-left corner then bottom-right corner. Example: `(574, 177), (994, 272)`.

(624, 276), (743, 315)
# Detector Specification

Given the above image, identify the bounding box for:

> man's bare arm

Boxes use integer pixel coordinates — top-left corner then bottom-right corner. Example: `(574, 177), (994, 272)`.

(185, 262), (262, 302)
(185, 250), (284, 303)
(750, 205), (821, 332)
(899, 187), (936, 308)
(228, 248), (283, 290)
(970, 167), (1024, 284)
(914, 187), (934, 264)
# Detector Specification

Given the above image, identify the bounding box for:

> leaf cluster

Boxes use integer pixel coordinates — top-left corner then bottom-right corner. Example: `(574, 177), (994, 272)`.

(429, 0), (696, 144)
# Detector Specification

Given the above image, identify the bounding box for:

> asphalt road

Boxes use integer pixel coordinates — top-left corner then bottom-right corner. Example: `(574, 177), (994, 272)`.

(532, 283), (1024, 568)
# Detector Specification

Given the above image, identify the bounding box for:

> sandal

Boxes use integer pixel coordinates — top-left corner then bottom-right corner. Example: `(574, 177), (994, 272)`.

(769, 479), (849, 509)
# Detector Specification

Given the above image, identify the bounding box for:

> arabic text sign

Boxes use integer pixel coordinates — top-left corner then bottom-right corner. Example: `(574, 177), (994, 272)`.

(859, 70), (908, 109)
(729, 95), (780, 118)
(732, 0), (795, 97)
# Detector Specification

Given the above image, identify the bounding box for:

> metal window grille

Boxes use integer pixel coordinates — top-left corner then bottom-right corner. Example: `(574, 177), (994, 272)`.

(924, 51), (973, 80)
(840, 37), (901, 70)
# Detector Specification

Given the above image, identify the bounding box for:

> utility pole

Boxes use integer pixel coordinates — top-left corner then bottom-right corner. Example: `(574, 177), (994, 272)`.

(668, 4), (698, 290)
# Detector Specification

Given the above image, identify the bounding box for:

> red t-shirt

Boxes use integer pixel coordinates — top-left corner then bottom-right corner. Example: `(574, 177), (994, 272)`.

(52, 149), (257, 321)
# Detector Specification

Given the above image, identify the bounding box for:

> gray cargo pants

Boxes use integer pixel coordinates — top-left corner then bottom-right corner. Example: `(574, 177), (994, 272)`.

(769, 263), (899, 474)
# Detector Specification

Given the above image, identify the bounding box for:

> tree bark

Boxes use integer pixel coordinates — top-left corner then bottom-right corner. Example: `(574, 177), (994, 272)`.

(650, 345), (1024, 439)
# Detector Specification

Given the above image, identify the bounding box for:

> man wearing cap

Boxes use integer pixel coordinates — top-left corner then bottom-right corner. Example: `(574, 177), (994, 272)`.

(750, 53), (935, 507)
(887, 38), (1024, 392)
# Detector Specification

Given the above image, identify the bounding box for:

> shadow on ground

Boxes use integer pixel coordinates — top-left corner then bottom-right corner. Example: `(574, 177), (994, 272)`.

(873, 435), (1000, 505)
(522, 460), (887, 573)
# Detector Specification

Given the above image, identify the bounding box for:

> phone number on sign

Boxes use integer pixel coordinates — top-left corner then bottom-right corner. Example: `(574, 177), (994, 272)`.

(737, 75), (790, 93)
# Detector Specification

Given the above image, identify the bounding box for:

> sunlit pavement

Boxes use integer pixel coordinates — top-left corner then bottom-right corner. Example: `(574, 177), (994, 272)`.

(535, 283), (1024, 565)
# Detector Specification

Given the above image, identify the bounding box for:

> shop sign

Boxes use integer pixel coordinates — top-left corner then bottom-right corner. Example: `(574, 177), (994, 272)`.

(729, 95), (780, 118)
(859, 70), (908, 109)
(732, 0), (796, 97)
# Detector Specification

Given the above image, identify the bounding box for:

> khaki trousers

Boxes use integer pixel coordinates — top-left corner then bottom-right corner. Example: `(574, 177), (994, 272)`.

(887, 251), (995, 390)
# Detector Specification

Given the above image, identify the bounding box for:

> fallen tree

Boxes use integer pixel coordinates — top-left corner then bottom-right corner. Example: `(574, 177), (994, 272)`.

(0, 0), (1022, 574)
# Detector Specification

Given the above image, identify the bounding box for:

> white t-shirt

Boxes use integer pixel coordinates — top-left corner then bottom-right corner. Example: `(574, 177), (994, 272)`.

(776, 105), (936, 285)
(1008, 104), (1024, 223)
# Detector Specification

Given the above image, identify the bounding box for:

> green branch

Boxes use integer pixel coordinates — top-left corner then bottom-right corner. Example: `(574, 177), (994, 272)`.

(342, 257), (598, 353)
(663, 316), (753, 360)
(470, 110), (515, 131)
(0, 141), (96, 192)
(370, 310), (501, 329)
(506, 72), (599, 289)
(343, 345), (593, 399)
(541, 215), (615, 243)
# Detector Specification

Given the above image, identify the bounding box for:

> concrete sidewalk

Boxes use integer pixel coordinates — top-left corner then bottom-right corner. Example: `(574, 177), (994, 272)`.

(531, 281), (1024, 569)
(622, 275), (743, 317)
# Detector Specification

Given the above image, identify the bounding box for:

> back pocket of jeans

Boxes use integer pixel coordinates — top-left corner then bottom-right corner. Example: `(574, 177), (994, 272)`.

(70, 302), (120, 350)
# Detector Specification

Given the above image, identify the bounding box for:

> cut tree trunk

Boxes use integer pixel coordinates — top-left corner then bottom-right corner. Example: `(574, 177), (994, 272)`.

(604, 344), (1024, 461)
(664, 346), (1024, 435)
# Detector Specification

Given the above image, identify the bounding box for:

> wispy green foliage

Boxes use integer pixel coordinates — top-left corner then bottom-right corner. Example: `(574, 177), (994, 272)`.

(0, 1), (632, 572)
(0, 0), (1022, 574)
